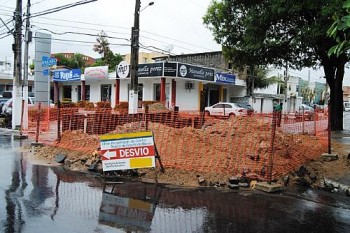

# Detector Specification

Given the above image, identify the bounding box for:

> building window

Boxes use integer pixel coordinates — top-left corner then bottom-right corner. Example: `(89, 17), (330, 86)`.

(77, 85), (90, 101)
(101, 84), (111, 102)
(63, 86), (72, 101)
(154, 83), (160, 101)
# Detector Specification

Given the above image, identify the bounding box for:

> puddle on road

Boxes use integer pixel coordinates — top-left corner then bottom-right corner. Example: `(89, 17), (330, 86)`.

(1, 133), (350, 233)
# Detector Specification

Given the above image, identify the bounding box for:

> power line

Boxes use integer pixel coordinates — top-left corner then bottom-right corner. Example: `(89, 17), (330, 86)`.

(30, 15), (215, 52)
(33, 24), (196, 54)
(31, 19), (210, 53)
(33, 34), (175, 55)
(29, 0), (97, 18)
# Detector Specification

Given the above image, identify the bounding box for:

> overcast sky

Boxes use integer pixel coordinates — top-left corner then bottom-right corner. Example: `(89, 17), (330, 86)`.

(0, 0), (221, 59)
(0, 0), (348, 84)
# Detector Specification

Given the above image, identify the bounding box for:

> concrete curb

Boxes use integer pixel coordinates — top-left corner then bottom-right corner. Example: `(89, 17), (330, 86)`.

(324, 178), (350, 194)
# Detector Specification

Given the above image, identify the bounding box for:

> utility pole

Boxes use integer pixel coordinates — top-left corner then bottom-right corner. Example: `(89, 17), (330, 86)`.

(284, 62), (289, 113)
(129, 0), (141, 114)
(23, 0), (32, 130)
(12, 0), (23, 129)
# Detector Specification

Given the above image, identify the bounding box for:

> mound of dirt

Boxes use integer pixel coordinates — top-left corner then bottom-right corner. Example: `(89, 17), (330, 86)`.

(26, 115), (347, 190)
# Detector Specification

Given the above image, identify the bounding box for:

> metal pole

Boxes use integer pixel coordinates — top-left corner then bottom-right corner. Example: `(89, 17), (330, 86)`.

(129, 0), (141, 114)
(328, 103), (331, 154)
(23, 0), (31, 131)
(268, 111), (277, 184)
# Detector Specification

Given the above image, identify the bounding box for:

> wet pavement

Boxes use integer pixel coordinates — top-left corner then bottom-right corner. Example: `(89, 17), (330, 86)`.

(0, 130), (350, 233)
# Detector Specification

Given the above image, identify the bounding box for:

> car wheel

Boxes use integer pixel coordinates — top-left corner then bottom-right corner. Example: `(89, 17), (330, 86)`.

(228, 113), (235, 119)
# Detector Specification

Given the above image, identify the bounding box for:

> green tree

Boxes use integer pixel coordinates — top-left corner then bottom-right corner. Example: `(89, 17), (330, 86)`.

(204, 0), (348, 130)
(93, 30), (110, 59)
(245, 66), (278, 96)
(328, 0), (350, 56)
(54, 53), (86, 71)
(92, 31), (123, 72)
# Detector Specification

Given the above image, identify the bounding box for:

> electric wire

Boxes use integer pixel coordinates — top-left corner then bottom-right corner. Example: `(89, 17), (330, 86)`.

(29, 15), (215, 52)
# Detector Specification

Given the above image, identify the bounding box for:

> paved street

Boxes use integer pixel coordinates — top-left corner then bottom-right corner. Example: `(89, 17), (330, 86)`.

(0, 130), (350, 233)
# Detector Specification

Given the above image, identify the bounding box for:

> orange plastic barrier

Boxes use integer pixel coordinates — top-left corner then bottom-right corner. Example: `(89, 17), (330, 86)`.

(23, 106), (328, 181)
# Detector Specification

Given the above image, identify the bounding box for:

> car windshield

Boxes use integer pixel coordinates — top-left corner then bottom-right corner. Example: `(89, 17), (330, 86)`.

(236, 103), (253, 109)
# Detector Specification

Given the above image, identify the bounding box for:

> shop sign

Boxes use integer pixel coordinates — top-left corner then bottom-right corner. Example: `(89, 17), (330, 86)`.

(164, 62), (177, 77)
(177, 63), (214, 81)
(138, 63), (163, 77)
(53, 69), (81, 82)
(215, 72), (235, 84)
(84, 66), (109, 80)
(117, 61), (130, 79)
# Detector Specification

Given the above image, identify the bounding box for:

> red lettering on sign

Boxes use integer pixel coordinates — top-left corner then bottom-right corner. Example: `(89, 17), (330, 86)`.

(100, 146), (155, 160)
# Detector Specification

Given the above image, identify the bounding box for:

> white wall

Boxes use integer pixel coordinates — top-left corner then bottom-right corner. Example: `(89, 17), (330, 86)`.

(255, 83), (278, 94)
(176, 80), (199, 110)
(227, 85), (246, 99)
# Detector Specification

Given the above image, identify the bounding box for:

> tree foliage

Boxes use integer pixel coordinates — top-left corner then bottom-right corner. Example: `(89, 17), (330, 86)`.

(93, 30), (110, 58)
(245, 66), (278, 95)
(55, 53), (86, 71)
(328, 0), (350, 56)
(204, 0), (349, 130)
(92, 31), (123, 72)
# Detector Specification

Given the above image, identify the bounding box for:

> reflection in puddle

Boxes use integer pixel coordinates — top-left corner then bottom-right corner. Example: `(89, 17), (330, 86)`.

(99, 192), (155, 231)
(1, 133), (350, 233)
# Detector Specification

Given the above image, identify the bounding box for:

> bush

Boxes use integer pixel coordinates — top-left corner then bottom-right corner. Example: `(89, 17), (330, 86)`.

(114, 101), (128, 114)
(77, 101), (94, 109)
(60, 101), (77, 108)
(96, 101), (111, 109)
(142, 101), (158, 106)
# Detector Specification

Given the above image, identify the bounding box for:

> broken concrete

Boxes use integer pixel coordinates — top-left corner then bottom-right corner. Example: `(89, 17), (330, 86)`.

(254, 182), (283, 193)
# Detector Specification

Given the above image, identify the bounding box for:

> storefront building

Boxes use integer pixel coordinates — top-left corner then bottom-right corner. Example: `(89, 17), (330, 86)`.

(52, 61), (246, 112)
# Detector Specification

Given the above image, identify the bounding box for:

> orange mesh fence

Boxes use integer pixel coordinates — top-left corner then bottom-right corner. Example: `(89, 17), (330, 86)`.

(23, 106), (329, 181)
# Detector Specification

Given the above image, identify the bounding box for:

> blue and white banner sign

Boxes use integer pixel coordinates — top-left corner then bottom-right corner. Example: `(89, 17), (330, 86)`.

(53, 69), (81, 82)
(42, 56), (57, 67)
(215, 72), (236, 84)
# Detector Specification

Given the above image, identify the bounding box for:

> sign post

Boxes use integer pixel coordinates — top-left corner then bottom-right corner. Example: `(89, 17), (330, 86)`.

(99, 131), (164, 183)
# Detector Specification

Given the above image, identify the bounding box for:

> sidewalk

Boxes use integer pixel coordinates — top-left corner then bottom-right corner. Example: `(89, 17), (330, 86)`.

(329, 130), (350, 190)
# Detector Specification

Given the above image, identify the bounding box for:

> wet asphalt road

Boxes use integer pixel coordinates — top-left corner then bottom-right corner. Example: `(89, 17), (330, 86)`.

(0, 130), (350, 233)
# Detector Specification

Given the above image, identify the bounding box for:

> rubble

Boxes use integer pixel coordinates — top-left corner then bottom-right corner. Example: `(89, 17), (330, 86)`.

(27, 116), (350, 192)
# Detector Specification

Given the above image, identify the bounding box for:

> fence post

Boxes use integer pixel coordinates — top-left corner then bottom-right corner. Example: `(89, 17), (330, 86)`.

(145, 105), (149, 131)
(172, 106), (179, 127)
(268, 111), (277, 184)
(314, 104), (317, 136)
(35, 103), (41, 143)
(302, 106), (305, 134)
(57, 100), (61, 142)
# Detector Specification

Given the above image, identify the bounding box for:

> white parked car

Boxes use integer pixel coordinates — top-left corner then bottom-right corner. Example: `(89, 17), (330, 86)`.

(204, 102), (252, 117)
(2, 97), (35, 116)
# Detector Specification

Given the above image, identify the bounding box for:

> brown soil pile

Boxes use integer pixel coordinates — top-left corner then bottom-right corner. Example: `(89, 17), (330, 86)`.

(29, 116), (342, 189)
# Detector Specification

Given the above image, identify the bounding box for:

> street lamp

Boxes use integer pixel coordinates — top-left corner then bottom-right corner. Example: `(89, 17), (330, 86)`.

(129, 1), (154, 114)
(141, 1), (154, 12)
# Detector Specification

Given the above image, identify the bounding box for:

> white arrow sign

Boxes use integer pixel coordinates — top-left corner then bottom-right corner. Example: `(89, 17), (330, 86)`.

(102, 150), (116, 160)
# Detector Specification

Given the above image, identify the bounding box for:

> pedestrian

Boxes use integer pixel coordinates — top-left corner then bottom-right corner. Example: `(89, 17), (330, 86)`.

(273, 101), (283, 127)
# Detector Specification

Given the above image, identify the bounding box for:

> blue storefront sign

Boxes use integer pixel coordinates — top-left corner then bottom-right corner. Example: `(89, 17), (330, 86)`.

(42, 69), (49, 76)
(215, 73), (235, 84)
(53, 69), (81, 82)
(42, 56), (57, 67)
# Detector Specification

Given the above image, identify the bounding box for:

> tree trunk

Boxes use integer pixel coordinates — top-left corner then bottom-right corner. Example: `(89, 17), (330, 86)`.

(323, 56), (346, 131)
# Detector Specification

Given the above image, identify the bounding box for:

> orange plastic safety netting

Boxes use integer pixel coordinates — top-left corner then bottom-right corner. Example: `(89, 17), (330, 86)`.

(23, 106), (329, 180)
